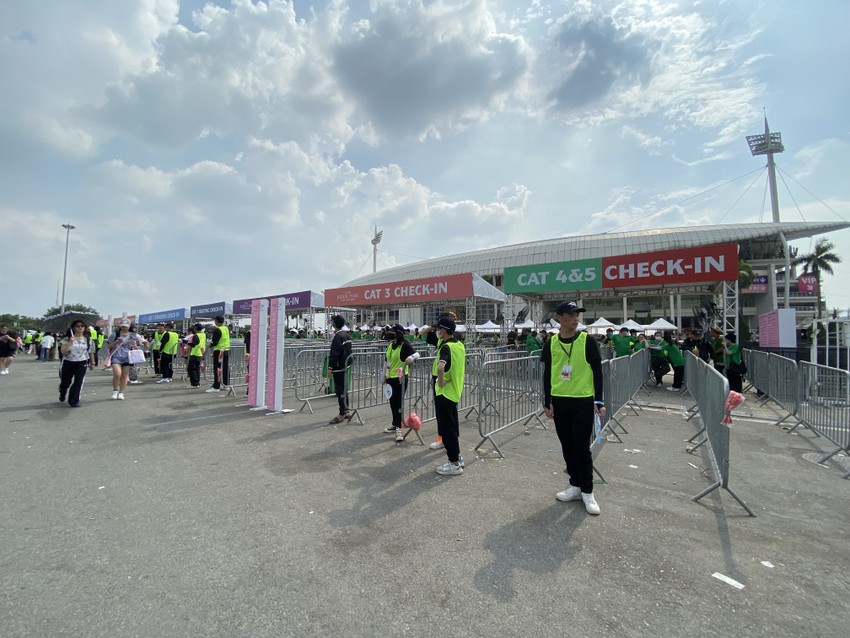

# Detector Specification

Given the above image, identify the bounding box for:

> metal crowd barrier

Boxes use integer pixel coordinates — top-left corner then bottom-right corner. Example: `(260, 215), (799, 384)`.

(602, 349), (649, 441)
(223, 345), (247, 396)
(743, 349), (801, 428)
(796, 361), (850, 471)
(683, 352), (755, 516)
(474, 354), (546, 457)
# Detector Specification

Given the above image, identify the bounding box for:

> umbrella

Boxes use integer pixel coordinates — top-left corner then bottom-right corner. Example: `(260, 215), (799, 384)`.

(41, 311), (100, 334)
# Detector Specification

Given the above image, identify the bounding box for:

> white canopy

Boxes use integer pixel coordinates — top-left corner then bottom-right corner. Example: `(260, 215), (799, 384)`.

(405, 323), (418, 331)
(587, 317), (616, 328)
(475, 320), (501, 333)
(358, 323), (370, 331)
(645, 318), (678, 330)
(617, 319), (645, 331)
(513, 319), (535, 329)
(545, 321), (586, 333)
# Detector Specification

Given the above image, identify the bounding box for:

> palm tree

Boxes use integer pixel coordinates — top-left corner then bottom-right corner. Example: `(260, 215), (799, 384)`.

(793, 238), (842, 319)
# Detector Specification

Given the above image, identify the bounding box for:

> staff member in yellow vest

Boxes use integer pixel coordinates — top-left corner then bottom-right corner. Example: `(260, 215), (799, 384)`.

(419, 311), (457, 451)
(185, 323), (206, 388)
(206, 315), (230, 393)
(541, 301), (605, 515)
(156, 323), (179, 384)
(151, 323), (166, 375)
(433, 316), (466, 476)
(383, 324), (420, 442)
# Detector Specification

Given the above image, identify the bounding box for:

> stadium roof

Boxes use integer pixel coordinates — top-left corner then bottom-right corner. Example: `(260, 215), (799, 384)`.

(344, 222), (849, 287)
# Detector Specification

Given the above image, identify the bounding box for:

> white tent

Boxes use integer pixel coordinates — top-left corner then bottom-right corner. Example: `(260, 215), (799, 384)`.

(587, 317), (615, 328)
(475, 320), (501, 333)
(513, 319), (535, 330)
(405, 323), (418, 331)
(544, 320), (586, 333)
(645, 318), (678, 330)
(358, 323), (370, 331)
(617, 319), (645, 331)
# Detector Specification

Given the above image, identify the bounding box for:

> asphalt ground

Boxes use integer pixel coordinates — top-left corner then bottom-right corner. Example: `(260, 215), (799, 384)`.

(1, 355), (848, 638)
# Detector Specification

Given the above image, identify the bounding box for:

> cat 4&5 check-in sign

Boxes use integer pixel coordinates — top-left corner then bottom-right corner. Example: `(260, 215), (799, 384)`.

(504, 243), (738, 294)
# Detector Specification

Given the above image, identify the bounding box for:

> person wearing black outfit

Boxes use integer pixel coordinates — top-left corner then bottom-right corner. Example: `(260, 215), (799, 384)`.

(327, 315), (353, 424)
(383, 324), (420, 440)
(419, 311), (457, 450)
(541, 301), (605, 515)
(58, 321), (95, 407)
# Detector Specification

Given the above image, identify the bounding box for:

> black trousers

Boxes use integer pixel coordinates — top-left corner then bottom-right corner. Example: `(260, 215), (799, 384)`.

(551, 396), (595, 493)
(213, 350), (229, 388)
(187, 355), (202, 387)
(671, 364), (684, 389)
(59, 360), (88, 406)
(160, 352), (174, 379)
(727, 369), (743, 393)
(153, 350), (161, 374)
(332, 370), (349, 414)
(387, 376), (408, 427)
(435, 394), (461, 463)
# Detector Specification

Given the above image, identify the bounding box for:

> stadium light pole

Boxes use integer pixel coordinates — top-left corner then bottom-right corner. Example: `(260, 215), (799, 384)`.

(60, 223), (76, 314)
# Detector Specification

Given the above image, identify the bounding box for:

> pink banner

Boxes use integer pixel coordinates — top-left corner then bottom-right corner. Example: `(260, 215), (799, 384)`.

(265, 297), (280, 409)
(248, 300), (261, 405)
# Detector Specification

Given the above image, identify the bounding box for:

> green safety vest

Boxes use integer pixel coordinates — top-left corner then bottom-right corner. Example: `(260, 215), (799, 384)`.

(434, 340), (465, 403)
(190, 332), (206, 357)
(213, 325), (230, 351)
(385, 342), (409, 379)
(663, 342), (684, 367)
(96, 333), (105, 348)
(152, 332), (164, 351)
(550, 332), (594, 399)
(161, 331), (179, 355)
(24, 334), (32, 344)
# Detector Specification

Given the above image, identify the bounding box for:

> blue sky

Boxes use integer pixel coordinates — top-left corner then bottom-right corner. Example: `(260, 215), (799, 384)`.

(2, 0), (848, 319)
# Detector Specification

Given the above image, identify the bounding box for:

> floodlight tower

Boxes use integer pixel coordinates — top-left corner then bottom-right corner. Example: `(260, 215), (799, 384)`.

(747, 116), (790, 308)
(371, 226), (383, 274)
(60, 223), (76, 314)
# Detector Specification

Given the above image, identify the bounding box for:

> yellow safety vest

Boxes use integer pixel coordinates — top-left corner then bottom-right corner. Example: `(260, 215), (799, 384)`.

(213, 325), (230, 351)
(550, 332), (594, 398)
(434, 340), (465, 403)
(191, 332), (206, 357)
(161, 331), (179, 355)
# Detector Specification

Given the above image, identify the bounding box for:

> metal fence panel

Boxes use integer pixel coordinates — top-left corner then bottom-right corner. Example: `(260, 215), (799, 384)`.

(798, 361), (850, 463)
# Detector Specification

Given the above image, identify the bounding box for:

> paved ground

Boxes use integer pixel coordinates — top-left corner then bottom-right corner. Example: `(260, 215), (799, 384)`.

(1, 356), (848, 638)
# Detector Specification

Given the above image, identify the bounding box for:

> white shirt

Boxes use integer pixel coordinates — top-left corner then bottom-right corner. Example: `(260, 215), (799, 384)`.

(41, 335), (55, 349)
(62, 336), (94, 362)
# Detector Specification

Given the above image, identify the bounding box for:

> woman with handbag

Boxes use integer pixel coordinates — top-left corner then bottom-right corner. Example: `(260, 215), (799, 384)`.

(106, 319), (145, 400)
(58, 320), (96, 407)
(723, 332), (744, 393)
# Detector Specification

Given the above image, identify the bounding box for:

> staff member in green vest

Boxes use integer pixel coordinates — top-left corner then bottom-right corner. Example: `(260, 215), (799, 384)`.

(151, 323), (166, 375)
(661, 331), (684, 391)
(156, 323), (179, 384)
(383, 324), (420, 442)
(185, 323), (206, 388)
(541, 301), (605, 515)
(611, 327), (635, 357)
(433, 316), (466, 476)
(206, 315), (230, 393)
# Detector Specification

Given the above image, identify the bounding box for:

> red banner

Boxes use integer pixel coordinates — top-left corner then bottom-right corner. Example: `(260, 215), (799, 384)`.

(601, 243), (738, 288)
(325, 273), (474, 307)
(797, 274), (818, 294)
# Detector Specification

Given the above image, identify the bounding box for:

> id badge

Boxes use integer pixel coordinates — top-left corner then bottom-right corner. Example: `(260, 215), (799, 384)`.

(561, 365), (572, 381)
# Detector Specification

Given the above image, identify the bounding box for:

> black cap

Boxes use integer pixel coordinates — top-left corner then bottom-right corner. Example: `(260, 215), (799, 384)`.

(193, 323), (203, 330)
(391, 324), (406, 335)
(165, 322), (175, 329)
(332, 315), (346, 329)
(436, 317), (456, 333)
(725, 332), (737, 343)
(555, 301), (585, 315)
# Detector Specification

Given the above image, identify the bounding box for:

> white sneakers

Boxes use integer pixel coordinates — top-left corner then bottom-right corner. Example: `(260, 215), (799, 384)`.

(117, 393), (125, 400)
(395, 429), (404, 442)
(205, 387), (220, 393)
(582, 493), (600, 515)
(0, 369), (9, 375)
(556, 485), (601, 515)
(556, 485), (582, 502)
(429, 439), (444, 450)
(111, 390), (119, 400)
(436, 462), (463, 476)
(156, 378), (170, 384)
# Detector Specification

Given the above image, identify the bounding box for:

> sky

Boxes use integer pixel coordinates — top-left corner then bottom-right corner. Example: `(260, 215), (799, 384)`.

(2, 0), (849, 320)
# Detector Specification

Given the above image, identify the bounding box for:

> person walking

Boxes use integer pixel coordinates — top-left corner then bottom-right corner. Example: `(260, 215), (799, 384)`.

(58, 320), (95, 407)
(106, 319), (144, 400)
(383, 324), (420, 441)
(206, 316), (230, 393)
(541, 301), (605, 515)
(0, 326), (17, 375)
(661, 331), (685, 391)
(327, 315), (353, 423)
(185, 323), (206, 388)
(433, 316), (466, 475)
(39, 332), (55, 362)
(157, 323), (178, 384)
(723, 332), (744, 393)
(151, 323), (166, 376)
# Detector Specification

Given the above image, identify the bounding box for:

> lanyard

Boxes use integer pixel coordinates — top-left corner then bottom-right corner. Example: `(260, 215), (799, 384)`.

(556, 336), (576, 363)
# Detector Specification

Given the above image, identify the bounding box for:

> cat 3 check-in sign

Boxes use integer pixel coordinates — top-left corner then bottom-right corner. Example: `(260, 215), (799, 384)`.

(504, 243), (738, 294)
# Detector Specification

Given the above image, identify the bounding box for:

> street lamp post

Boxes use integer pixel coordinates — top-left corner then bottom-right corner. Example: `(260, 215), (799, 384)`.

(60, 223), (76, 314)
